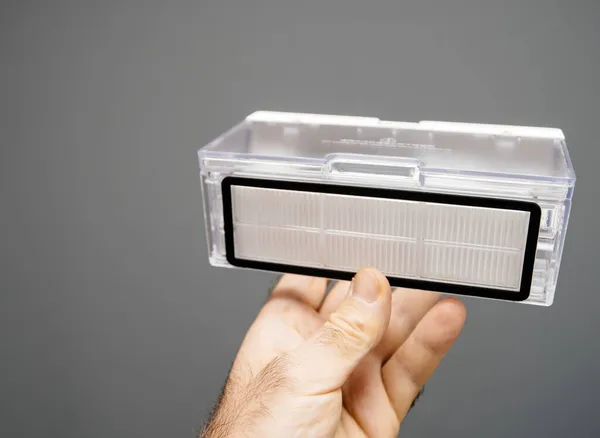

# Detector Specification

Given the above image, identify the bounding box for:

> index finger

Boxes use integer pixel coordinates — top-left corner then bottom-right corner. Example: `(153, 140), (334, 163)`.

(269, 274), (329, 309)
(382, 297), (467, 421)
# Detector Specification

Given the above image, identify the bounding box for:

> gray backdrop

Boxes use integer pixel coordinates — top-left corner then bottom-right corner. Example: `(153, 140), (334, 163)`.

(2, 1), (599, 437)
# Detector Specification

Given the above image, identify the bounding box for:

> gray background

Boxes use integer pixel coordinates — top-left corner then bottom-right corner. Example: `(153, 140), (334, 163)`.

(2, 1), (599, 437)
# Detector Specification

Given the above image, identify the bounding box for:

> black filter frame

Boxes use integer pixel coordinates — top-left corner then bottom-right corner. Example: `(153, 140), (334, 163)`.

(222, 176), (541, 302)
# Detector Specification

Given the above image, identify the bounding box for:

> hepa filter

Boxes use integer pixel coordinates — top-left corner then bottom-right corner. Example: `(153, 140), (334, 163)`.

(199, 111), (576, 306)
(222, 178), (540, 302)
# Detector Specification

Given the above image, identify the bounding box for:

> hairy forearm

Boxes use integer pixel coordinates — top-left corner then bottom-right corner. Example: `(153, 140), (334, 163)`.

(200, 356), (290, 438)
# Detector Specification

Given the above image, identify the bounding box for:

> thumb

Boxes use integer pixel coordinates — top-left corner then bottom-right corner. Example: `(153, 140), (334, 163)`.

(290, 268), (392, 394)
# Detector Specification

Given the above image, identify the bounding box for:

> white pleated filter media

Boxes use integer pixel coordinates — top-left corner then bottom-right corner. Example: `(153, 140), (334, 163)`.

(231, 186), (531, 291)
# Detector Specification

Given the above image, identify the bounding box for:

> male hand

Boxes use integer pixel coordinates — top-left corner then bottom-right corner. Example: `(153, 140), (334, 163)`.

(202, 268), (466, 437)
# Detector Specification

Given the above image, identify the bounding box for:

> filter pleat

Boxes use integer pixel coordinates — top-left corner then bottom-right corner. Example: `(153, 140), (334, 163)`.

(231, 186), (530, 291)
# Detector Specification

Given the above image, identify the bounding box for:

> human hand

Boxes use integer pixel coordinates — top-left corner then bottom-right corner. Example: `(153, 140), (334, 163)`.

(201, 268), (466, 438)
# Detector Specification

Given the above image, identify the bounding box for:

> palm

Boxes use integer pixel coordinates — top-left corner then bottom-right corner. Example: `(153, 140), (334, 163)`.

(230, 275), (465, 438)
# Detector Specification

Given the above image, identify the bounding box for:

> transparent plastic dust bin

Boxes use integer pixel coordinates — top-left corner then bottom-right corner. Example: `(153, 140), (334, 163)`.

(198, 111), (576, 306)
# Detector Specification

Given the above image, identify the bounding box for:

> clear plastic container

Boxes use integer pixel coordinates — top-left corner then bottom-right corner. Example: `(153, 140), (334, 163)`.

(198, 111), (576, 306)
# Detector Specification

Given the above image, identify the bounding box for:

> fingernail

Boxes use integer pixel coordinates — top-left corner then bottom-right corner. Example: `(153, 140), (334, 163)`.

(349, 269), (380, 303)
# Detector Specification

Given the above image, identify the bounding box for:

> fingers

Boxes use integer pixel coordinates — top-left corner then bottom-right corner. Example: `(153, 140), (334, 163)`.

(374, 288), (442, 363)
(319, 280), (352, 318)
(289, 268), (392, 395)
(270, 274), (328, 309)
(341, 356), (402, 438)
(382, 297), (466, 421)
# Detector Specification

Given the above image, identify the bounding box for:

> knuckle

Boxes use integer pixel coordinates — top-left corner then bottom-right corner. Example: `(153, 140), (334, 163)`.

(316, 326), (350, 357)
(323, 307), (374, 355)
